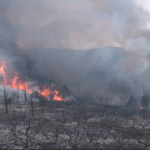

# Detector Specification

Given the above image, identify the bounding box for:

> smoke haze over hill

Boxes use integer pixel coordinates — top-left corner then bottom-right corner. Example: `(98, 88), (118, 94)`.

(0, 0), (150, 101)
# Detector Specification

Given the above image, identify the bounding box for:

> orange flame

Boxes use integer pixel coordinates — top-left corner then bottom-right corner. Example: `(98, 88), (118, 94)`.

(0, 60), (65, 101)
(12, 72), (32, 94)
(53, 90), (66, 101)
(12, 73), (18, 89)
(0, 61), (7, 85)
(38, 86), (50, 98)
(38, 86), (66, 101)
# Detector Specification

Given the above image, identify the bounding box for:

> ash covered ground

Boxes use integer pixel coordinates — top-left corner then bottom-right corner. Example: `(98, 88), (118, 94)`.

(0, 98), (150, 149)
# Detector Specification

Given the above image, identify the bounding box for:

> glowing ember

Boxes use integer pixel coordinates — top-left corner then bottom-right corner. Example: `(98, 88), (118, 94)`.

(140, 106), (144, 110)
(0, 60), (66, 101)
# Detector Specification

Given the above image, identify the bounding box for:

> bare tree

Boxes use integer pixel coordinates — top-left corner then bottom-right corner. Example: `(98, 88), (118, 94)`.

(141, 95), (149, 119)
(30, 95), (34, 118)
(81, 124), (97, 143)
(16, 80), (19, 103)
(49, 83), (53, 101)
(68, 126), (82, 149)
(38, 95), (47, 115)
(23, 84), (28, 104)
(39, 117), (65, 148)
(12, 91), (19, 104)
(9, 118), (42, 149)
(3, 85), (9, 113)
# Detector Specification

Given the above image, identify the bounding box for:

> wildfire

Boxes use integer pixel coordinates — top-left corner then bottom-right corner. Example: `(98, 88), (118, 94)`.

(0, 61), (66, 101)
(53, 90), (66, 101)
(140, 106), (144, 110)
(38, 86), (66, 101)
(0, 61), (7, 84)
(12, 72), (32, 94)
(38, 86), (50, 98)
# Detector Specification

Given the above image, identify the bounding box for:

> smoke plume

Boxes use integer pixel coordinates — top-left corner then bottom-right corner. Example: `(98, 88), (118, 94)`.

(0, 0), (150, 102)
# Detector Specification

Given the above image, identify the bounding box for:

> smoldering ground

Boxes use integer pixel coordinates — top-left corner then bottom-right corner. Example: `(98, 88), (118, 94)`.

(0, 0), (150, 102)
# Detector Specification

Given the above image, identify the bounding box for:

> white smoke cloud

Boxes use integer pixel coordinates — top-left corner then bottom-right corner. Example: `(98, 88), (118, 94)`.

(123, 37), (150, 74)
(1, 0), (148, 50)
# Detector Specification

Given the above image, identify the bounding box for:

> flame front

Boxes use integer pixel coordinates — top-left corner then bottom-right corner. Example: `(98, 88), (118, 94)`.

(38, 86), (50, 98)
(12, 72), (32, 94)
(38, 86), (66, 101)
(53, 90), (66, 101)
(0, 61), (66, 101)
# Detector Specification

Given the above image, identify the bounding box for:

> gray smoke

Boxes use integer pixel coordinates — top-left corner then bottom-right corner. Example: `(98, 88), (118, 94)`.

(0, 0), (150, 102)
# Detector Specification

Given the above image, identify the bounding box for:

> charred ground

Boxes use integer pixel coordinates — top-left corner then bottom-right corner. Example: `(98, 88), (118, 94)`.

(0, 99), (150, 149)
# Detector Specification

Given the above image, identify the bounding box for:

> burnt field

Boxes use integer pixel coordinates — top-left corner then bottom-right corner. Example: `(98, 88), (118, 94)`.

(0, 100), (150, 149)
(1, 0), (150, 149)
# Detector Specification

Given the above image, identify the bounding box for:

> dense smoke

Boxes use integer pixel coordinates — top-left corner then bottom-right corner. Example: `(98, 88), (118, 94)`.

(0, 0), (150, 102)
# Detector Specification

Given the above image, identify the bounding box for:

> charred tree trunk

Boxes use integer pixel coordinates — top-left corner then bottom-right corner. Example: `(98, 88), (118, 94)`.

(24, 90), (27, 104)
(49, 83), (53, 101)
(144, 106), (148, 119)
(16, 80), (19, 103)
(3, 85), (8, 113)
(141, 94), (149, 119)
(39, 96), (47, 115)
(24, 87), (27, 104)
(30, 96), (34, 117)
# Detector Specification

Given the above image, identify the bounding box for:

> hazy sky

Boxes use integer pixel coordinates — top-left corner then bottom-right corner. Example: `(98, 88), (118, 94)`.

(135, 0), (150, 12)
(1, 0), (150, 75)
(1, 0), (148, 50)
(135, 0), (150, 26)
